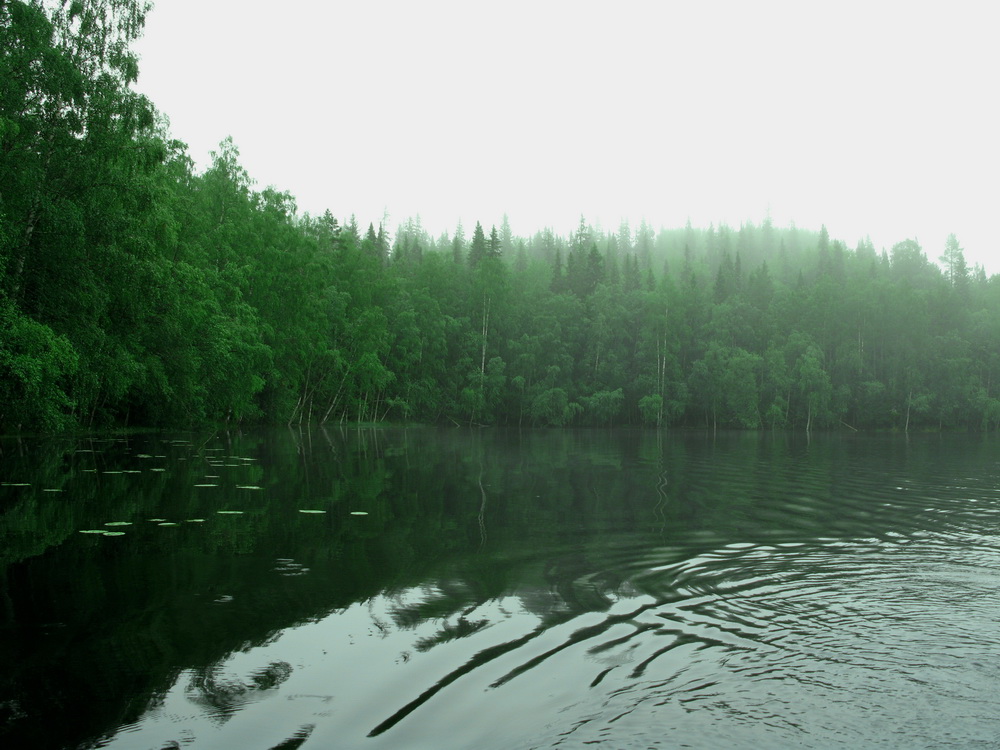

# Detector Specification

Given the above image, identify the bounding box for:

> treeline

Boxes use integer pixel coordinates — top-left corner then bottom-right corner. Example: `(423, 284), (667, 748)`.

(3, 0), (1000, 432)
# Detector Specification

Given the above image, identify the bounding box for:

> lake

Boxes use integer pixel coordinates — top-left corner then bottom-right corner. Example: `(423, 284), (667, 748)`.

(3, 428), (1000, 749)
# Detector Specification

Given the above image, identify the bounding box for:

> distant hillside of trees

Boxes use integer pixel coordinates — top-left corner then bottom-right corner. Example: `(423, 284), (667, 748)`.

(3, 0), (998, 432)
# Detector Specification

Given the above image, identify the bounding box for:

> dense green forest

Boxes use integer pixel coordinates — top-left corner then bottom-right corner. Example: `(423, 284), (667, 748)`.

(3, 0), (999, 433)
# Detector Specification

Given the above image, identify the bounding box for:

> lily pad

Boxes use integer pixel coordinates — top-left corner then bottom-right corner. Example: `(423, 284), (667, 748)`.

(350, 511), (369, 516)
(236, 485), (263, 490)
(217, 510), (244, 515)
(186, 518), (206, 523)
(105, 521), (132, 527)
(194, 483), (218, 487)
(158, 522), (179, 527)
(298, 509), (326, 514)
(148, 518), (167, 522)
(79, 529), (107, 534)
(103, 531), (126, 536)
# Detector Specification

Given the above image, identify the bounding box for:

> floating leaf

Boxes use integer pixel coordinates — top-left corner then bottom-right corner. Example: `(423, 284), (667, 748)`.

(236, 485), (262, 490)
(217, 510), (244, 515)
(186, 518), (206, 523)
(79, 529), (106, 534)
(150, 468), (166, 472)
(298, 509), (326, 514)
(103, 531), (126, 536)
(1, 482), (31, 486)
(350, 511), (369, 516)
(102, 471), (124, 474)
(105, 521), (132, 527)
(42, 488), (62, 492)
(194, 483), (218, 487)
(148, 518), (167, 522)
(158, 522), (179, 527)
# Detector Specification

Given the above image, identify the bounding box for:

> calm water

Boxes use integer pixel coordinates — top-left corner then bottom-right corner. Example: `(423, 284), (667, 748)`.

(3, 428), (1000, 749)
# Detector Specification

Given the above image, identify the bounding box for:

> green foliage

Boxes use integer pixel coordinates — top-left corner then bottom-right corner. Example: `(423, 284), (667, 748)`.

(2, 0), (999, 432)
(530, 388), (580, 427)
(583, 388), (624, 426)
(0, 294), (78, 429)
(638, 394), (662, 425)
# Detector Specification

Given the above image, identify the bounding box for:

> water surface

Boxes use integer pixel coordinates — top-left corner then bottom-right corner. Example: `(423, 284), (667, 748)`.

(3, 428), (1000, 749)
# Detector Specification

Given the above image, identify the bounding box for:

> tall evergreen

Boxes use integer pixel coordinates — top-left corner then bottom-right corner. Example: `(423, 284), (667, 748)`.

(467, 222), (488, 268)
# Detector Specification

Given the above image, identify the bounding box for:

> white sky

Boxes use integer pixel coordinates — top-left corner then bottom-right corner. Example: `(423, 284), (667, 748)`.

(133, 0), (998, 272)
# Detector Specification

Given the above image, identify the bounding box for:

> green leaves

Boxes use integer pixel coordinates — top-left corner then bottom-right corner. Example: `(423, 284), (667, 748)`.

(582, 389), (624, 427)
(2, 1), (998, 433)
(0, 294), (78, 429)
(529, 388), (579, 427)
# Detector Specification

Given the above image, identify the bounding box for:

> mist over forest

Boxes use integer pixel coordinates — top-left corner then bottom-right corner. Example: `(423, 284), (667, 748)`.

(3, 0), (998, 433)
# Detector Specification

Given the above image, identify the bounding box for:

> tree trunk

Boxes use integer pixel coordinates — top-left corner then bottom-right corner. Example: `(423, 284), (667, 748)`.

(320, 369), (350, 424)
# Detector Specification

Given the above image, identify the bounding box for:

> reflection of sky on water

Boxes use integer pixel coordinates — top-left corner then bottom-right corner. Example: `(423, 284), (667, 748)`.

(102, 590), (581, 749)
(101, 529), (1000, 750)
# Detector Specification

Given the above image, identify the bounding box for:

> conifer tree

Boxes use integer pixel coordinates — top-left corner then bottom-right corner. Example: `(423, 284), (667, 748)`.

(467, 221), (488, 267)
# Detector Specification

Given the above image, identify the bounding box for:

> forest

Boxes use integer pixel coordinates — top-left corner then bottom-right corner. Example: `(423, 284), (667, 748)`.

(3, 0), (999, 433)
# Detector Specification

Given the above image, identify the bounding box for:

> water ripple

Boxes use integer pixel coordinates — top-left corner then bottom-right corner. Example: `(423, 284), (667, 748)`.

(76, 433), (1000, 749)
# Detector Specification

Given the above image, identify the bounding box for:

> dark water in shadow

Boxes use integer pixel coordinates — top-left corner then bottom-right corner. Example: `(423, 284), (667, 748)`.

(3, 428), (1000, 749)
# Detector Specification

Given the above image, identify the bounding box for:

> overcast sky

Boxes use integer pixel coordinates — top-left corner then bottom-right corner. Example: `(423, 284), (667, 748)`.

(133, 0), (998, 272)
